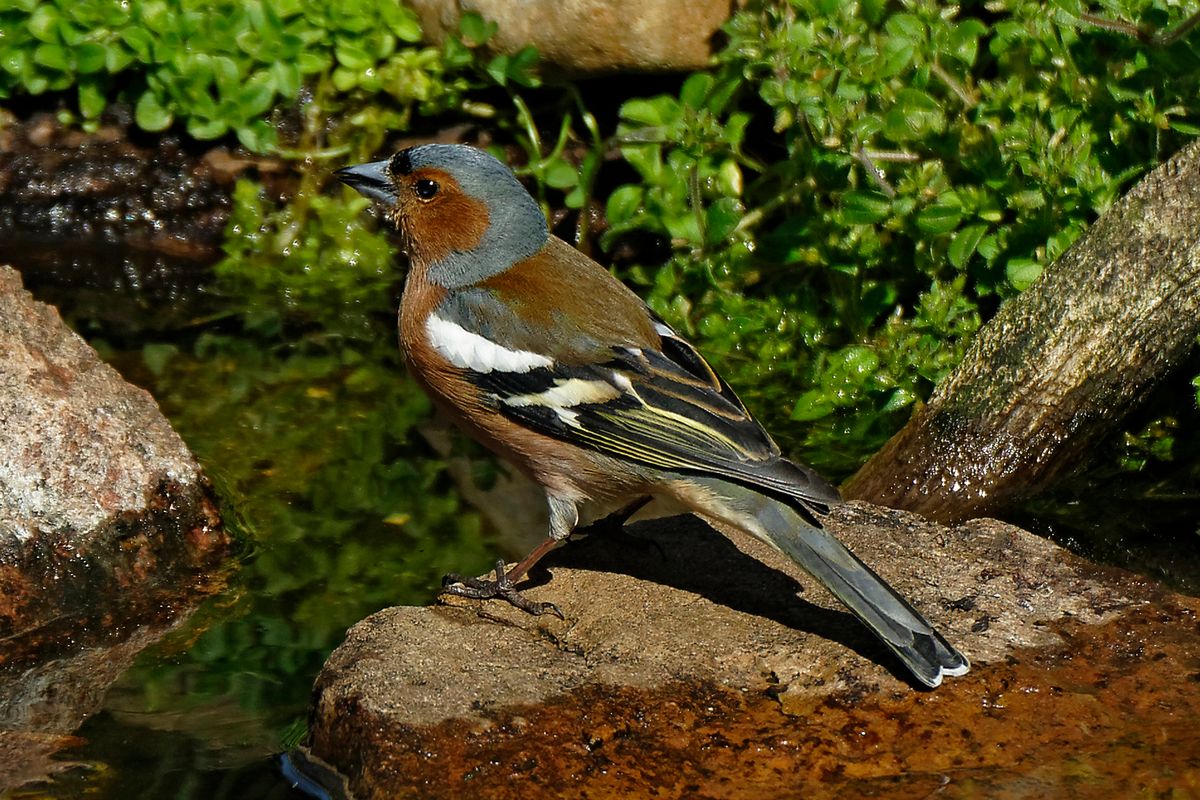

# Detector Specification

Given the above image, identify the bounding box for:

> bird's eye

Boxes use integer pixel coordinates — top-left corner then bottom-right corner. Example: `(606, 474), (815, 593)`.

(414, 179), (439, 200)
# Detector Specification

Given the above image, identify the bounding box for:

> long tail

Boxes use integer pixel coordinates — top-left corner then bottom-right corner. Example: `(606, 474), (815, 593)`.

(679, 476), (969, 688)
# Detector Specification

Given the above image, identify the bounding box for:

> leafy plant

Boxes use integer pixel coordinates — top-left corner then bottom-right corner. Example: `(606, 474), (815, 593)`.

(0, 0), (460, 151)
(213, 176), (397, 339)
(605, 0), (1200, 470)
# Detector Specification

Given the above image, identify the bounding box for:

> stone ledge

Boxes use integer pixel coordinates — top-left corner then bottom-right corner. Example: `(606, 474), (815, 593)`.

(307, 502), (1198, 798)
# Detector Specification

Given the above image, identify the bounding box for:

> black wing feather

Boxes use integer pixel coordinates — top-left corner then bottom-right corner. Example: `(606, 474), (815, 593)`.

(466, 325), (839, 509)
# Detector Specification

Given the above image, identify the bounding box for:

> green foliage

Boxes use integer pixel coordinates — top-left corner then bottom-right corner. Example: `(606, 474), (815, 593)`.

(607, 0), (1200, 469)
(1119, 414), (1178, 471)
(0, 0), (460, 150)
(607, 72), (751, 248)
(214, 176), (396, 339)
(116, 326), (492, 723)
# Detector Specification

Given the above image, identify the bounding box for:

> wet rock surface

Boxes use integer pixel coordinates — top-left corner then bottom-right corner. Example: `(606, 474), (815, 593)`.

(0, 111), (243, 261)
(308, 502), (1199, 798)
(0, 265), (232, 785)
(0, 111), (269, 334)
(409, 0), (732, 74)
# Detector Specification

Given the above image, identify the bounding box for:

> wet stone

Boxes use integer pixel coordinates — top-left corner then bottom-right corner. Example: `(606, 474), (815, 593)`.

(0, 112), (238, 260)
(0, 110), (273, 334)
(308, 502), (1199, 798)
(0, 265), (232, 787)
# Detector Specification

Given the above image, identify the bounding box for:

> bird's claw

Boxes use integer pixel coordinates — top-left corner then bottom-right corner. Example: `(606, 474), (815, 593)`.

(439, 559), (564, 619)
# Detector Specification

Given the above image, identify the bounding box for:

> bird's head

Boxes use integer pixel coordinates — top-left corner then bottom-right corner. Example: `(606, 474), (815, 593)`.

(336, 144), (548, 288)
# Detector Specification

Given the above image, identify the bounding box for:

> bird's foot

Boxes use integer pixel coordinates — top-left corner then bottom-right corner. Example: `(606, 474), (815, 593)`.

(439, 559), (564, 619)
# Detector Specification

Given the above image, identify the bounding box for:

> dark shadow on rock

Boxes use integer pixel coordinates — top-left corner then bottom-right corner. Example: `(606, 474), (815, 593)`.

(537, 515), (909, 685)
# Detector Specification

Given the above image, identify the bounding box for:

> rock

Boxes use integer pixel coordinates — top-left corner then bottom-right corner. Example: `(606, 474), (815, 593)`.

(0, 266), (231, 781)
(0, 111), (270, 335)
(408, 0), (732, 75)
(0, 111), (240, 262)
(308, 502), (1200, 798)
(0, 731), (87, 794)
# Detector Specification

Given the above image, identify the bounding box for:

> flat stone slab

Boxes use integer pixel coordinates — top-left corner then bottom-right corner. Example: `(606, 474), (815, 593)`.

(309, 502), (1200, 798)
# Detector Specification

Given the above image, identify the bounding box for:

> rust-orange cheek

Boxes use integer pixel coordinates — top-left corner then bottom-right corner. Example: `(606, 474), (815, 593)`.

(401, 186), (491, 267)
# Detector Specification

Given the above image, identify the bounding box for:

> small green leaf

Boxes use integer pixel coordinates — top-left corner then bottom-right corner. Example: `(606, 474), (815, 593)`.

(121, 27), (154, 60)
(716, 160), (743, 196)
(271, 61), (302, 99)
(236, 119), (277, 153)
(458, 11), (497, 47)
(135, 91), (173, 131)
(33, 43), (70, 71)
(544, 160), (578, 190)
(706, 77), (739, 115)
(947, 19), (987, 65)
(564, 186), (586, 209)
(505, 46), (540, 87)
(841, 190), (892, 225)
(705, 198), (742, 245)
(948, 224), (988, 269)
(1006, 258), (1042, 291)
(75, 43), (107, 74)
(916, 192), (963, 235)
(620, 96), (681, 127)
(298, 51), (330, 74)
(380, 4), (422, 42)
(236, 71), (276, 116)
(833, 346), (881, 381)
(335, 41), (374, 70)
(680, 73), (714, 110)
(78, 79), (106, 119)
(28, 5), (60, 42)
(884, 13), (925, 41)
(881, 387), (917, 413)
(605, 185), (644, 224)
(792, 389), (835, 422)
(878, 36), (915, 77)
(484, 53), (510, 85)
(883, 88), (945, 141)
(188, 116), (228, 139)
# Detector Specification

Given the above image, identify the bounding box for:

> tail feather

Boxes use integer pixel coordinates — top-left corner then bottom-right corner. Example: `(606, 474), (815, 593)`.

(682, 476), (969, 688)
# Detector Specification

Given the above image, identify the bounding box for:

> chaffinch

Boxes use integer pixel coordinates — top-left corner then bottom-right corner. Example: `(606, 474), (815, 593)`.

(336, 144), (968, 688)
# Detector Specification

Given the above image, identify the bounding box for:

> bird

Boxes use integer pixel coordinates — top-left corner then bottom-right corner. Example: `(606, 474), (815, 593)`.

(335, 143), (969, 688)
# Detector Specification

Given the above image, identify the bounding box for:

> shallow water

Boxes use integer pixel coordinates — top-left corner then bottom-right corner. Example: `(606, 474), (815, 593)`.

(10, 251), (1200, 797)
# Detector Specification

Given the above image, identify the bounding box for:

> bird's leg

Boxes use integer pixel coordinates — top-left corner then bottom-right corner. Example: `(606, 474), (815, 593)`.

(576, 495), (651, 537)
(574, 495), (667, 559)
(438, 495), (578, 619)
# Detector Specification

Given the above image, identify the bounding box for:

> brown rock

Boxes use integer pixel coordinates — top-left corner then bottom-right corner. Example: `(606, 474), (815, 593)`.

(0, 265), (232, 783)
(408, 0), (732, 75)
(0, 731), (87, 793)
(308, 502), (1200, 797)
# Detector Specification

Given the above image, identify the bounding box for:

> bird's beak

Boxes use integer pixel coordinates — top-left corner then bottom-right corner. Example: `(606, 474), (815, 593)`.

(335, 159), (396, 205)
